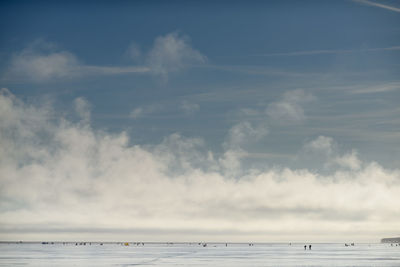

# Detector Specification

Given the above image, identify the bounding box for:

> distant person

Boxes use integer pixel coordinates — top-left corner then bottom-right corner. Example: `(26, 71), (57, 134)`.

(304, 245), (307, 250)
(309, 245), (312, 250)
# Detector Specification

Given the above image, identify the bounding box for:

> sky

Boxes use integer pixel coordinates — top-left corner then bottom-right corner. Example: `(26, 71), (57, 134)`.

(0, 0), (400, 242)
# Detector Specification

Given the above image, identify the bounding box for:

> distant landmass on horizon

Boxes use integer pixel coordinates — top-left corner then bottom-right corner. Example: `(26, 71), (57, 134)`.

(381, 237), (400, 243)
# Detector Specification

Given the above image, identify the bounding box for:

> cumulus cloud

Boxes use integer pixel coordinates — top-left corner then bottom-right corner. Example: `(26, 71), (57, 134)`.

(304, 135), (334, 155)
(73, 97), (91, 123)
(6, 41), (81, 82)
(146, 32), (207, 79)
(334, 150), (362, 170)
(3, 40), (148, 82)
(219, 121), (268, 176)
(3, 33), (206, 82)
(304, 136), (362, 171)
(225, 121), (268, 150)
(1, 91), (399, 242)
(267, 89), (315, 123)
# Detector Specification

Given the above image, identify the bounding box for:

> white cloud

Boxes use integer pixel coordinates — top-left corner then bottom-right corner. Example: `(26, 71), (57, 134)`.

(220, 118), (268, 176)
(4, 34), (206, 82)
(225, 121), (268, 150)
(180, 100), (200, 115)
(218, 149), (245, 176)
(267, 89), (315, 123)
(130, 107), (144, 119)
(151, 133), (214, 173)
(74, 97), (91, 123)
(1, 91), (400, 242)
(350, 82), (400, 94)
(258, 46), (400, 57)
(81, 65), (149, 75)
(304, 135), (334, 155)
(334, 150), (362, 171)
(304, 136), (362, 171)
(3, 40), (150, 82)
(7, 44), (80, 82)
(146, 32), (206, 79)
(353, 0), (400, 13)
(129, 104), (161, 119)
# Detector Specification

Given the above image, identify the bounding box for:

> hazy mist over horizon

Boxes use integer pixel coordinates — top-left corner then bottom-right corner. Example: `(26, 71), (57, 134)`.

(0, 0), (400, 243)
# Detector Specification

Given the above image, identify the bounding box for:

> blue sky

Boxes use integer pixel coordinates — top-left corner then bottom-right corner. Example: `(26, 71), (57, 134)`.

(0, 0), (400, 242)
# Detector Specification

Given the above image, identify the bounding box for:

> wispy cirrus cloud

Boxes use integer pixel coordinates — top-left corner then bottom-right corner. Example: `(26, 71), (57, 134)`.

(349, 82), (400, 94)
(257, 45), (400, 57)
(353, 0), (400, 13)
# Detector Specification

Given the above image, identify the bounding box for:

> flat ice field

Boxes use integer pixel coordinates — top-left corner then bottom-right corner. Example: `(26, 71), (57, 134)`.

(1, 242), (399, 266)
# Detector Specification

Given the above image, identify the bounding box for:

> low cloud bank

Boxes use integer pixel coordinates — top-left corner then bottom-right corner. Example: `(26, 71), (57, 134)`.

(0, 89), (399, 242)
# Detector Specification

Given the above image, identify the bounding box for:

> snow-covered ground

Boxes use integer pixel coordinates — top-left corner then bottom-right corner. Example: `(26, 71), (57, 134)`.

(0, 242), (399, 266)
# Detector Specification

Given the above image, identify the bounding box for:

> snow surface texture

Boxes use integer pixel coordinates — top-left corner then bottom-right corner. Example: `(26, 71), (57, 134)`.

(0, 242), (399, 266)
